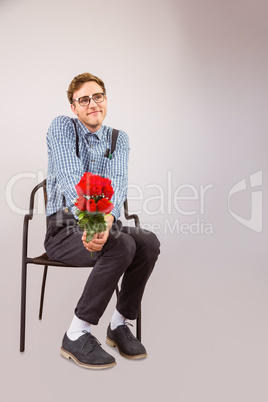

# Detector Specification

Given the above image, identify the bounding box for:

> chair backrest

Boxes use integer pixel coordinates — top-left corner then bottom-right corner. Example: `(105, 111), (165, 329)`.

(27, 179), (47, 219)
(43, 180), (47, 208)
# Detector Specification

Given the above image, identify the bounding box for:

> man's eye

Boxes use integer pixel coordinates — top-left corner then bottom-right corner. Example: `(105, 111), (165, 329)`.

(80, 97), (89, 104)
(94, 94), (102, 101)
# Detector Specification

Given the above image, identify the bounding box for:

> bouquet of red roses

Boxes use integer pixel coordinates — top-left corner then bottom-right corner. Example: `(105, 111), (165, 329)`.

(74, 172), (114, 243)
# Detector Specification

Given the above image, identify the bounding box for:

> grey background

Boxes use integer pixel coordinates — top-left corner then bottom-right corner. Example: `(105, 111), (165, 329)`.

(1, 0), (268, 401)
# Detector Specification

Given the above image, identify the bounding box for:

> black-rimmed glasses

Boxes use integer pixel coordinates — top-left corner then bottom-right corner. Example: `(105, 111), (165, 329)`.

(72, 92), (105, 106)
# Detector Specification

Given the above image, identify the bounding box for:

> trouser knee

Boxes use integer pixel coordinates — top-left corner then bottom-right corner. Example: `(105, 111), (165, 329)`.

(138, 229), (161, 261)
(108, 231), (137, 268)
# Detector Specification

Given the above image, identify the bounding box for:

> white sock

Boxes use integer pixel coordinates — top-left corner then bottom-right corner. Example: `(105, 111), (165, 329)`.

(67, 314), (92, 341)
(110, 308), (125, 330)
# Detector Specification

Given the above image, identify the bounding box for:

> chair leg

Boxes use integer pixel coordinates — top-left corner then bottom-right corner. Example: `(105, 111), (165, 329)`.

(39, 266), (48, 320)
(20, 262), (27, 352)
(136, 305), (141, 342)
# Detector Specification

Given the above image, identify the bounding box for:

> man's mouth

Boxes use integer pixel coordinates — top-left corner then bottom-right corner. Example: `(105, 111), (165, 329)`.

(88, 111), (100, 115)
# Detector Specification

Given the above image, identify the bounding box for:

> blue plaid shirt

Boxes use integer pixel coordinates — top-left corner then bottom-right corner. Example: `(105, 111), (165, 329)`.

(46, 115), (129, 220)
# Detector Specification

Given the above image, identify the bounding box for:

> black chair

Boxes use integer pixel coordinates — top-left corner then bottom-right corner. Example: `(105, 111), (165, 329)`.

(20, 179), (141, 352)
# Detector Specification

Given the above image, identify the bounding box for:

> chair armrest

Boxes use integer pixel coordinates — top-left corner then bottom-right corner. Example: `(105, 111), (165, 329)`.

(123, 199), (140, 228)
(22, 214), (32, 263)
(22, 179), (46, 262)
(29, 179), (46, 218)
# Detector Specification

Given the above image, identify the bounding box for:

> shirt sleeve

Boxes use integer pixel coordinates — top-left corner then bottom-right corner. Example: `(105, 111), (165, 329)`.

(47, 116), (83, 214)
(106, 130), (130, 221)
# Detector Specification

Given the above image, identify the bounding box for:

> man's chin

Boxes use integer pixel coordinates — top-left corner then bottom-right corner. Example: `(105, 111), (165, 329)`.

(84, 121), (102, 132)
(76, 115), (106, 132)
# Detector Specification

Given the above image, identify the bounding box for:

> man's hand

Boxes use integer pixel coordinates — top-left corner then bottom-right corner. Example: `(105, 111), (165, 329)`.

(82, 230), (109, 252)
(81, 214), (114, 253)
(105, 214), (115, 230)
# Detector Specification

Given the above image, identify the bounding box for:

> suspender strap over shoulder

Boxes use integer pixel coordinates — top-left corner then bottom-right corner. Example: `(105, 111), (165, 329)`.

(73, 119), (118, 159)
(63, 121), (119, 209)
(72, 118), (79, 158)
(111, 128), (119, 155)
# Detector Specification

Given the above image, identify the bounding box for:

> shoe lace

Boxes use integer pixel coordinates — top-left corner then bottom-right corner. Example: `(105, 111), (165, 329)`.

(81, 331), (102, 353)
(121, 321), (137, 341)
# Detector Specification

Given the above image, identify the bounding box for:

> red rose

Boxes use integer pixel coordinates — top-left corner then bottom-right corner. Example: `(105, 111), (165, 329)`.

(89, 174), (102, 186)
(86, 199), (97, 212)
(97, 198), (114, 214)
(76, 173), (114, 199)
(102, 185), (114, 200)
(74, 196), (86, 211)
(75, 173), (103, 196)
(89, 184), (102, 196)
(75, 173), (93, 196)
(75, 182), (86, 197)
(75, 173), (115, 244)
(101, 177), (112, 187)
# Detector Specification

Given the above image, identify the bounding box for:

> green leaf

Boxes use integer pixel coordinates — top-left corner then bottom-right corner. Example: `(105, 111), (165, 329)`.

(78, 211), (85, 219)
(76, 210), (108, 242)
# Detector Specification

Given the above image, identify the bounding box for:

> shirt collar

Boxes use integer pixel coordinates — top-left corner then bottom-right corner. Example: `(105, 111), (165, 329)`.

(76, 118), (104, 140)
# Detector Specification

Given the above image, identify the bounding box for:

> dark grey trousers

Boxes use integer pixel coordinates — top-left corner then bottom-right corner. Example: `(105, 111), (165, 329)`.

(44, 211), (160, 325)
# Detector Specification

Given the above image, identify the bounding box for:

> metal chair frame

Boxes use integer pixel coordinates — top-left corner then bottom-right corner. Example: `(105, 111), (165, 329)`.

(20, 179), (141, 352)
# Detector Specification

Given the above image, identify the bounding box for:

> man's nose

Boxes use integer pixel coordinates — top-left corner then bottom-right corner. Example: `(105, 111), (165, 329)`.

(89, 98), (98, 107)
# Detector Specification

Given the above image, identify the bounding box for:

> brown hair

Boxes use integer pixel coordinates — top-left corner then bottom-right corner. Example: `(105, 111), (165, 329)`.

(67, 72), (106, 103)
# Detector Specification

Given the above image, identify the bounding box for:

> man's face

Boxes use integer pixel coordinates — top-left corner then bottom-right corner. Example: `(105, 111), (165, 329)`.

(71, 81), (107, 132)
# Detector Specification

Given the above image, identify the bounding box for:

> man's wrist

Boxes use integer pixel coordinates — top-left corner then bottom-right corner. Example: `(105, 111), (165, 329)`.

(105, 214), (115, 230)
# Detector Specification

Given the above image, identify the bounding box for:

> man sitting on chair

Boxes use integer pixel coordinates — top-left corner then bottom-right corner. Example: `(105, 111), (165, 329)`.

(44, 72), (160, 369)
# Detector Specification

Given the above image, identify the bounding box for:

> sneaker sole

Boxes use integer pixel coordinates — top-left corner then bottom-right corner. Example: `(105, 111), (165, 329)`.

(60, 347), (116, 369)
(106, 337), (148, 360)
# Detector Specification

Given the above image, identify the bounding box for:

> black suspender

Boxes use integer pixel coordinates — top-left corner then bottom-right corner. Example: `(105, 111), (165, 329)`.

(110, 129), (119, 155)
(72, 119), (119, 159)
(63, 120), (118, 209)
(72, 118), (79, 158)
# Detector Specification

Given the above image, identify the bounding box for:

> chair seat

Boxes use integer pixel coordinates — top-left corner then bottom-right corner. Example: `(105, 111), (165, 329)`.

(31, 253), (94, 268)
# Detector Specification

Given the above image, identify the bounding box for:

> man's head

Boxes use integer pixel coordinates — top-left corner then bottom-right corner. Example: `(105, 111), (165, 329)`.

(68, 73), (107, 132)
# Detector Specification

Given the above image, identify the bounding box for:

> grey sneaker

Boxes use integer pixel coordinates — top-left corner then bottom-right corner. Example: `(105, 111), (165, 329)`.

(106, 323), (147, 359)
(61, 331), (116, 369)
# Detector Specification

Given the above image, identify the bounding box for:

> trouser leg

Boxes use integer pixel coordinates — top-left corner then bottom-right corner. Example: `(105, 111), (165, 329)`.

(45, 213), (160, 325)
(116, 227), (161, 320)
(74, 230), (137, 324)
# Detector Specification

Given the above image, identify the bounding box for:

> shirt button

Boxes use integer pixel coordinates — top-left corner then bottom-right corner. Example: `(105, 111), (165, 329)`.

(90, 145), (92, 148)
(92, 159), (94, 162)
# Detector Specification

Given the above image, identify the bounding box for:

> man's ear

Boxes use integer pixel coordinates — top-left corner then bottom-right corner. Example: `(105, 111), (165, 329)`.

(71, 103), (78, 115)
